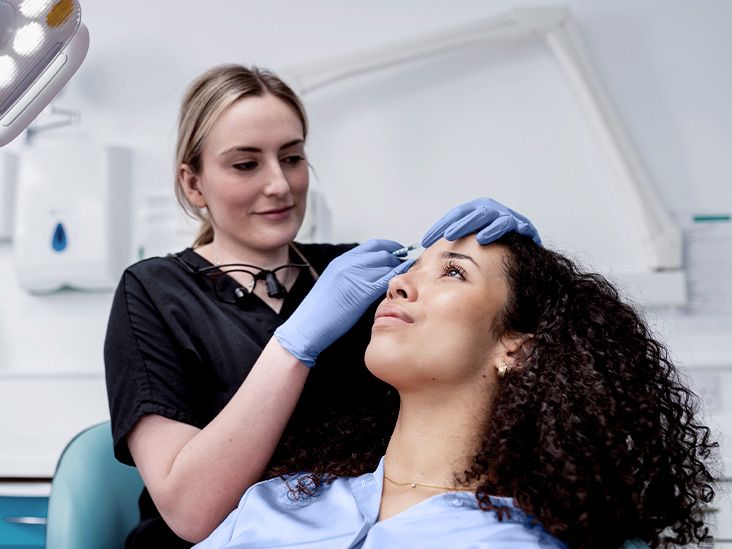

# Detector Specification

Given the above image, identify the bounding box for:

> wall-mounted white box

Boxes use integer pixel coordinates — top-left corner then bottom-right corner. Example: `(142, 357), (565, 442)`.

(13, 143), (132, 292)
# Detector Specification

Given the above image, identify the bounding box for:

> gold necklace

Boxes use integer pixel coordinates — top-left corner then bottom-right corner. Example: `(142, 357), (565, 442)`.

(383, 474), (468, 492)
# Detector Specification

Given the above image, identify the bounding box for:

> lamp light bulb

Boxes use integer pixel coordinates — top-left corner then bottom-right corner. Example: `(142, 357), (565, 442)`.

(13, 22), (45, 56)
(18, 0), (51, 18)
(0, 55), (17, 89)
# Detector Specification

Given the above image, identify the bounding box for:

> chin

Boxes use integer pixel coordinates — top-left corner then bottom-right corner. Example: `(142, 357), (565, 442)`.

(254, 223), (303, 250)
(282, 212), (306, 241)
(364, 333), (405, 383)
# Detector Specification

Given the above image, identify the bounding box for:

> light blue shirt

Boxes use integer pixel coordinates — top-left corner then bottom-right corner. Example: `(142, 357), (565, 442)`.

(195, 458), (565, 548)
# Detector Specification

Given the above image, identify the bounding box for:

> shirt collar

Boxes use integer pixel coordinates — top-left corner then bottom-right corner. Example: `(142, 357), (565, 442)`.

(348, 456), (385, 526)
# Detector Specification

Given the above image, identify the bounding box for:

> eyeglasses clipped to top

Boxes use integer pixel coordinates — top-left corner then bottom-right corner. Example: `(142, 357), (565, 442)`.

(169, 253), (314, 305)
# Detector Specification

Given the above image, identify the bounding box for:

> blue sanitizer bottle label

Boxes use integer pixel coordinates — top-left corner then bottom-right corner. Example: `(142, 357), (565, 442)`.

(52, 222), (67, 252)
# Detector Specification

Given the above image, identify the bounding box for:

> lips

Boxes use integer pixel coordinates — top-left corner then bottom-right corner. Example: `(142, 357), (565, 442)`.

(257, 205), (294, 215)
(374, 303), (414, 325)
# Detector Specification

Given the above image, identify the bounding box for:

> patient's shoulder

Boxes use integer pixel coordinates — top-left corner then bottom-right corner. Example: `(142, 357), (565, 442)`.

(244, 472), (346, 510)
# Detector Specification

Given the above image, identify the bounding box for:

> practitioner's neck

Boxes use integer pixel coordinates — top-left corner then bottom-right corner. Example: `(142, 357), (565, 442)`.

(198, 236), (291, 271)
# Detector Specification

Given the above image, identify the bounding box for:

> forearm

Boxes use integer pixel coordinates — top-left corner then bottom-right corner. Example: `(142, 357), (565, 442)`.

(132, 338), (309, 542)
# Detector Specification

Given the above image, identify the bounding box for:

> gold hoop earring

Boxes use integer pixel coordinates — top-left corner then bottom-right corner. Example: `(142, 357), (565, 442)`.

(497, 363), (508, 379)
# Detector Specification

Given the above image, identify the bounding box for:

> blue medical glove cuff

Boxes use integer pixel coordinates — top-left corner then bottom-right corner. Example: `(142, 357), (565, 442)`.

(273, 329), (316, 368)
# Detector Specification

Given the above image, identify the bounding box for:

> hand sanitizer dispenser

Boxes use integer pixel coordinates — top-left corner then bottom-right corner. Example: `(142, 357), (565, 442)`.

(14, 143), (132, 292)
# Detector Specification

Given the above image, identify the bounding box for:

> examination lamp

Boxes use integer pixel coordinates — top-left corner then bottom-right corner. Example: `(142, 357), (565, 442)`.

(0, 0), (88, 146)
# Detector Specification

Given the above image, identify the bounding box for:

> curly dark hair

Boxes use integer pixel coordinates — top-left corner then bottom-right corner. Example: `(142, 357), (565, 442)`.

(267, 233), (718, 548)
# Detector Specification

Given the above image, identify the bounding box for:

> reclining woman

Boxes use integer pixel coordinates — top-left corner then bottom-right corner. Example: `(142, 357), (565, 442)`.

(195, 230), (716, 548)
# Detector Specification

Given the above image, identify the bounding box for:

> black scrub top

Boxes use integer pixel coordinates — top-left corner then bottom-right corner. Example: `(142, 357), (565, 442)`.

(104, 242), (394, 548)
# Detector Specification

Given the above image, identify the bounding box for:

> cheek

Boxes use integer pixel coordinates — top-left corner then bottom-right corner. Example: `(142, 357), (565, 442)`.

(289, 167), (309, 196)
(419, 316), (490, 371)
(431, 326), (493, 374)
(365, 322), (490, 390)
(207, 176), (259, 208)
(365, 293), (495, 387)
(415, 291), (502, 368)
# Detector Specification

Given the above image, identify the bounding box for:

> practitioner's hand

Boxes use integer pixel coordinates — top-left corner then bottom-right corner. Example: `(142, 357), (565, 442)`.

(421, 197), (541, 247)
(274, 240), (414, 367)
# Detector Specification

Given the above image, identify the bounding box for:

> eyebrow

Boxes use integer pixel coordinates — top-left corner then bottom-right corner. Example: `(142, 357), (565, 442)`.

(219, 138), (304, 156)
(411, 251), (479, 270)
(441, 251), (479, 268)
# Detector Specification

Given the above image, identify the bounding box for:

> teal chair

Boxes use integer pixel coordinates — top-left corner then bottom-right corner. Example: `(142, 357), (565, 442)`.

(621, 540), (651, 549)
(45, 421), (144, 549)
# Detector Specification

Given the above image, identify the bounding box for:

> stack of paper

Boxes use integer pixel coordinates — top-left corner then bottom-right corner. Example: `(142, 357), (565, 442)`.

(683, 215), (732, 315)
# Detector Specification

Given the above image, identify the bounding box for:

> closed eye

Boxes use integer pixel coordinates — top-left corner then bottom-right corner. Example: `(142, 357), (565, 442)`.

(281, 155), (305, 166)
(233, 161), (258, 171)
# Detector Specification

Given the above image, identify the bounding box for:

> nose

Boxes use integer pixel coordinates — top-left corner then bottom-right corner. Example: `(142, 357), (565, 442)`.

(386, 269), (417, 302)
(263, 159), (291, 197)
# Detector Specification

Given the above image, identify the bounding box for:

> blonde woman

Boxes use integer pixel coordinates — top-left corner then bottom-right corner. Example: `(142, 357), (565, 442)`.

(104, 63), (538, 546)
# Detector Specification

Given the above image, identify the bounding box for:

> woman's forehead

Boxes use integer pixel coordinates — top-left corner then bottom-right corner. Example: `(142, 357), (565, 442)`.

(207, 95), (303, 148)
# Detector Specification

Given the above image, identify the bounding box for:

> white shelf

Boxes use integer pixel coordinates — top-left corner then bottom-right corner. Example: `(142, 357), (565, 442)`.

(0, 482), (51, 497)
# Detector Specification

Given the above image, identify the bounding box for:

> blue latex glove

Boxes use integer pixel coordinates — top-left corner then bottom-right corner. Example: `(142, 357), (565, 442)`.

(421, 197), (541, 248)
(274, 239), (414, 367)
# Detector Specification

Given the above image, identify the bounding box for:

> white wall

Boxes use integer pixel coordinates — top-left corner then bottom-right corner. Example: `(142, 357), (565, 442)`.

(1, 0), (731, 475)
(6, 0), (731, 275)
